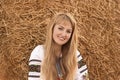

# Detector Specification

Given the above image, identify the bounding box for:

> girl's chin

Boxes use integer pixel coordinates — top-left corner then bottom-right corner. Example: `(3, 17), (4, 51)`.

(54, 40), (67, 45)
(58, 42), (67, 45)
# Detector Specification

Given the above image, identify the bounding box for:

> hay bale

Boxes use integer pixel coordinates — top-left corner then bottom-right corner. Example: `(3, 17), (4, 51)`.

(0, 0), (120, 80)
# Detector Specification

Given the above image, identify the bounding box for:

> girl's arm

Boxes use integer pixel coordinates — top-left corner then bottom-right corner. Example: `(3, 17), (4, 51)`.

(28, 45), (44, 80)
(75, 50), (89, 80)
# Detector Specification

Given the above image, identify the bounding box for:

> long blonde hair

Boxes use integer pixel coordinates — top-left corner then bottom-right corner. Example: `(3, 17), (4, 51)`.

(41, 12), (78, 80)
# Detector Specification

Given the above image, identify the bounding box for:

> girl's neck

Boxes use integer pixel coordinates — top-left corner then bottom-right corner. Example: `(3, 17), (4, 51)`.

(54, 43), (62, 58)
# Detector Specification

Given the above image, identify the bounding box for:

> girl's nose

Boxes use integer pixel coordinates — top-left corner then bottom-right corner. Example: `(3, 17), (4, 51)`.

(61, 31), (67, 37)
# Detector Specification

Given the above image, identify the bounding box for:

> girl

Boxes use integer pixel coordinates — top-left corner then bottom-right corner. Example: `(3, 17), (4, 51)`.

(28, 13), (88, 80)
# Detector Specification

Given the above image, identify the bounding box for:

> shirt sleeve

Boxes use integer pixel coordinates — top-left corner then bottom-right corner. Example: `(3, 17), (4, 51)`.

(75, 50), (88, 80)
(28, 45), (44, 80)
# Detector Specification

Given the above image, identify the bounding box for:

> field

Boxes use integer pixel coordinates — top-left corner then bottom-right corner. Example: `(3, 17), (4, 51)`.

(0, 0), (120, 80)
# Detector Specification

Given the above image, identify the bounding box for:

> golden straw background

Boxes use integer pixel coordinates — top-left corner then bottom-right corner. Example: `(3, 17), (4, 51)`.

(0, 0), (120, 80)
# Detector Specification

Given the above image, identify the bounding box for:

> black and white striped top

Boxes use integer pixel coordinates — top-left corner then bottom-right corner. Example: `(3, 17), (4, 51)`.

(28, 45), (88, 80)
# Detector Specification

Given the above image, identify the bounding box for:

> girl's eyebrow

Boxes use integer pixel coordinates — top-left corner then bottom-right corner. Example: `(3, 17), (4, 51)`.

(58, 25), (64, 28)
(58, 25), (72, 30)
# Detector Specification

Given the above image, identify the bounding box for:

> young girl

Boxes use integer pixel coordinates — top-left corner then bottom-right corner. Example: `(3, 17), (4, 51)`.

(28, 13), (88, 80)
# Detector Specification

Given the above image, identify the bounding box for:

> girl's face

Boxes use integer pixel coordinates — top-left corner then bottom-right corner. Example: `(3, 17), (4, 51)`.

(53, 21), (73, 46)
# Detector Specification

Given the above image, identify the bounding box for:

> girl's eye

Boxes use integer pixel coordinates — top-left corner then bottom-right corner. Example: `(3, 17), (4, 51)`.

(58, 27), (63, 30)
(67, 30), (72, 33)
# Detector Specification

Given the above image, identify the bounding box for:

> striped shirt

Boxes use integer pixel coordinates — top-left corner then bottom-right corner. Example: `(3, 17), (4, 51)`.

(28, 45), (88, 80)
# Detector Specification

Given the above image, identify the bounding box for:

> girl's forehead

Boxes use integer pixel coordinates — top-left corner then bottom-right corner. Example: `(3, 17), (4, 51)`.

(56, 19), (71, 25)
(55, 21), (72, 29)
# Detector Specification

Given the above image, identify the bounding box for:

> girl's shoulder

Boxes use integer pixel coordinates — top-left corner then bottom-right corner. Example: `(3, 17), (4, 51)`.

(29, 45), (44, 61)
(76, 50), (83, 60)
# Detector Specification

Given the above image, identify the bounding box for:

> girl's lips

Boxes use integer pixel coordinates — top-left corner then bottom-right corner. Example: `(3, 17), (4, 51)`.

(58, 36), (65, 41)
(59, 37), (65, 41)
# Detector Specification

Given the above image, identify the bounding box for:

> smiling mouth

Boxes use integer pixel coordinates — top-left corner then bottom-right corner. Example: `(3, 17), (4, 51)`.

(58, 37), (65, 41)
